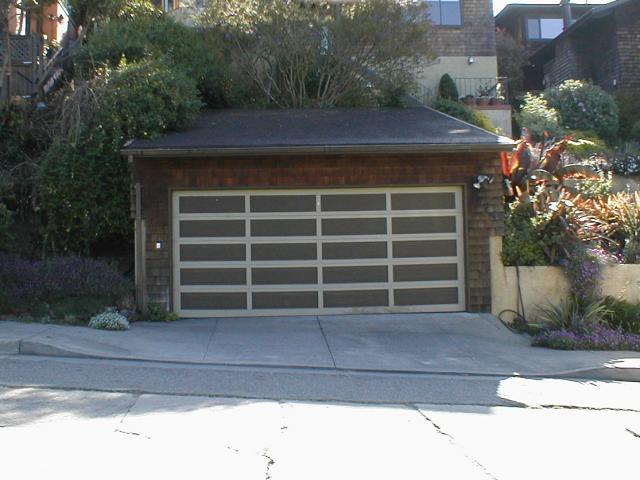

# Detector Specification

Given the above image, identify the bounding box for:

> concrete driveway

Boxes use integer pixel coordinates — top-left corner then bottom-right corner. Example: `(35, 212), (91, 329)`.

(2, 313), (639, 379)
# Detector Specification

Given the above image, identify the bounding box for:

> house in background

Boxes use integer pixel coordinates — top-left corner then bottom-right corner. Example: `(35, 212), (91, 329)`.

(530, 0), (640, 96)
(495, 1), (594, 53)
(495, 1), (596, 93)
(1, 0), (70, 100)
(420, 0), (511, 135)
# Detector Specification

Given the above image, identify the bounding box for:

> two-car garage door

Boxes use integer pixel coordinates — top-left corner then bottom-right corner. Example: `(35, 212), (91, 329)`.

(172, 187), (465, 317)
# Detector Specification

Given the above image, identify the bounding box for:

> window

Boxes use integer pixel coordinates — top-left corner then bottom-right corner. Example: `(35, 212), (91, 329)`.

(427, 0), (462, 26)
(526, 18), (564, 40)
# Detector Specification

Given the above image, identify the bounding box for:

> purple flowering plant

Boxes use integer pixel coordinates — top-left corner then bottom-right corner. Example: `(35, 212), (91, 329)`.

(0, 253), (131, 313)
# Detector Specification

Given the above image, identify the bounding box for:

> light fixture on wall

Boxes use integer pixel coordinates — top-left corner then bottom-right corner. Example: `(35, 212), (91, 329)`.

(467, 56), (475, 65)
(473, 174), (494, 190)
(155, 241), (163, 250)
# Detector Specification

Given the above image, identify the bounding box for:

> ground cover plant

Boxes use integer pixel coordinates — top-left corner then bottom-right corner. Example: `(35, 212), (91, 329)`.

(0, 253), (131, 324)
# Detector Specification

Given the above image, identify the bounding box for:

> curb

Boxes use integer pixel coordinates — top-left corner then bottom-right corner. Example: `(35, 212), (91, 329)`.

(0, 339), (20, 355)
(11, 339), (640, 383)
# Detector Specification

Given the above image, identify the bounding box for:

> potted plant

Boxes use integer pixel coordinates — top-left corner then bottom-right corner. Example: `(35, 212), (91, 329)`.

(462, 94), (475, 106)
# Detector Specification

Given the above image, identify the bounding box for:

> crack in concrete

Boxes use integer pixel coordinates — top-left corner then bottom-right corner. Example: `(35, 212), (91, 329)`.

(202, 319), (220, 361)
(411, 405), (499, 480)
(316, 316), (337, 369)
(539, 404), (640, 413)
(626, 428), (640, 439)
(260, 449), (275, 480)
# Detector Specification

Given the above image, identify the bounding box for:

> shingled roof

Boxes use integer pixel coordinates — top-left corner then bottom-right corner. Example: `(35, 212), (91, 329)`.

(123, 107), (514, 157)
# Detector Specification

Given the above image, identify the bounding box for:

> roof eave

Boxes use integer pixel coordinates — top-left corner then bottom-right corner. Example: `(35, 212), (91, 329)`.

(123, 142), (515, 159)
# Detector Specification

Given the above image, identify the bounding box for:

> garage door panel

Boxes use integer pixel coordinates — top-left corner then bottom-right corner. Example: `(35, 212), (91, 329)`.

(173, 187), (465, 317)
(251, 243), (317, 261)
(391, 192), (456, 210)
(393, 264), (458, 282)
(252, 267), (318, 285)
(323, 266), (388, 284)
(251, 219), (316, 237)
(250, 195), (316, 213)
(322, 242), (387, 259)
(180, 268), (246, 285)
(179, 196), (245, 214)
(181, 292), (247, 310)
(392, 216), (457, 234)
(322, 218), (387, 236)
(324, 289), (389, 308)
(253, 291), (318, 309)
(394, 287), (459, 306)
(392, 240), (457, 258)
(180, 220), (245, 237)
(321, 194), (386, 212)
(180, 244), (246, 262)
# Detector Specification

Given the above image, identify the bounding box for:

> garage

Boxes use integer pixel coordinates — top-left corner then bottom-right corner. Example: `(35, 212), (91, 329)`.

(173, 187), (465, 317)
(125, 108), (512, 317)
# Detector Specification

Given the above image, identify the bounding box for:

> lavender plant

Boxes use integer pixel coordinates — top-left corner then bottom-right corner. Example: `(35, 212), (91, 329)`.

(0, 253), (131, 313)
(533, 324), (640, 351)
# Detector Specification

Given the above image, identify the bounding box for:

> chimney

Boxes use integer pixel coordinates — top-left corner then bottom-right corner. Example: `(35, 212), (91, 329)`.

(561, 0), (573, 30)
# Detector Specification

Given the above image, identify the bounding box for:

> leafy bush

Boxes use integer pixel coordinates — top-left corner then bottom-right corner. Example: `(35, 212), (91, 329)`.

(77, 14), (235, 108)
(0, 204), (12, 250)
(140, 303), (178, 322)
(89, 311), (130, 330)
(631, 121), (640, 142)
(566, 131), (606, 159)
(502, 209), (548, 266)
(437, 74), (459, 101)
(616, 94), (640, 141)
(545, 80), (619, 141)
(572, 171), (612, 199)
(605, 142), (640, 175)
(517, 93), (562, 141)
(602, 296), (640, 334)
(0, 253), (132, 315)
(38, 59), (201, 253)
(430, 98), (495, 132)
(532, 324), (640, 351)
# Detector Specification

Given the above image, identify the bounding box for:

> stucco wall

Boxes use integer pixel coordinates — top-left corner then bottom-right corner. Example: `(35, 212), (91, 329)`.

(417, 56), (498, 100)
(490, 236), (640, 322)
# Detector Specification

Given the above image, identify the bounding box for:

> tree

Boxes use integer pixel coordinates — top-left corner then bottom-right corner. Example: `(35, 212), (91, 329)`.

(496, 29), (528, 97)
(199, 0), (433, 108)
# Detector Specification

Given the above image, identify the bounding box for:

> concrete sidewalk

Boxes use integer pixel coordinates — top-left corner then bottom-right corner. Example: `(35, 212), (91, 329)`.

(1, 313), (639, 380)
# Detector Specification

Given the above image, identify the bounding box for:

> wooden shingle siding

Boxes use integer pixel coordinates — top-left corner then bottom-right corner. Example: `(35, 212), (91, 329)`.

(430, 0), (496, 57)
(133, 152), (504, 314)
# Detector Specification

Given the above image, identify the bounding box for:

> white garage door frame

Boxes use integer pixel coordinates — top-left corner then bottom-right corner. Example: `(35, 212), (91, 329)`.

(171, 186), (466, 317)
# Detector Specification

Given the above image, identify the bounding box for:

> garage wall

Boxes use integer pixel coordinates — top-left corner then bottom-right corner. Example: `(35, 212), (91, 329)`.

(132, 152), (504, 313)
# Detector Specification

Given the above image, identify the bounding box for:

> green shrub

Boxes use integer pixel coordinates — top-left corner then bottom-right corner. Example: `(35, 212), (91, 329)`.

(430, 98), (495, 132)
(545, 80), (619, 141)
(517, 92), (563, 141)
(437, 74), (459, 101)
(0, 203), (12, 250)
(566, 130), (606, 159)
(631, 121), (640, 142)
(616, 94), (640, 141)
(602, 296), (640, 334)
(502, 209), (548, 266)
(77, 14), (235, 108)
(38, 59), (201, 253)
(573, 170), (612, 199)
(140, 303), (178, 322)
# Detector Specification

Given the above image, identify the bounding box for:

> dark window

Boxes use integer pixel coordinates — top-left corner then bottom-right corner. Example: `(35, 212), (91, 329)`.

(427, 0), (461, 26)
(526, 18), (563, 40)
